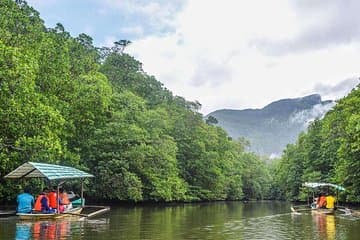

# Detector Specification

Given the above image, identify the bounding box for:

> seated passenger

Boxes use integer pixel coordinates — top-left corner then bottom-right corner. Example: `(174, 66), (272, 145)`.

(311, 196), (319, 209)
(59, 188), (72, 212)
(326, 193), (336, 209)
(34, 188), (55, 213)
(16, 186), (35, 213)
(47, 187), (58, 209)
(317, 194), (327, 208)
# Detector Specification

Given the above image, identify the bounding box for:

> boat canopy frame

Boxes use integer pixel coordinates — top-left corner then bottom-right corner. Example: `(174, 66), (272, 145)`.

(4, 162), (93, 181)
(303, 182), (346, 191)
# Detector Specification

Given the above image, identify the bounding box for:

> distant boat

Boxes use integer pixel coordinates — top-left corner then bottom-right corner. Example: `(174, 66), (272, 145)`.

(5, 162), (109, 220)
(291, 182), (346, 215)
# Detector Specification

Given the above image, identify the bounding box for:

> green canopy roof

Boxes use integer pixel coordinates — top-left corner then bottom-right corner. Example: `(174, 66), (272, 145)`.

(303, 182), (346, 191)
(4, 162), (93, 181)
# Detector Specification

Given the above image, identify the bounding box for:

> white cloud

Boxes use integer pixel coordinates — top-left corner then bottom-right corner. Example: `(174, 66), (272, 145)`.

(290, 102), (336, 127)
(102, 0), (185, 34)
(127, 0), (360, 114)
(253, 0), (360, 55)
(28, 0), (360, 115)
(314, 77), (359, 100)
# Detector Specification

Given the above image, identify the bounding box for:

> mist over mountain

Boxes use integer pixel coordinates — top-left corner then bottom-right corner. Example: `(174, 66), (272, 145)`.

(206, 94), (334, 157)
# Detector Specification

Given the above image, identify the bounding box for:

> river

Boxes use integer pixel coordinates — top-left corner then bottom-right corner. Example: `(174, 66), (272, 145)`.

(1, 201), (359, 239)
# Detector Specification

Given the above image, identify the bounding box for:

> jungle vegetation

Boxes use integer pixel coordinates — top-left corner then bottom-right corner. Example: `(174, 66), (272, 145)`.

(271, 85), (360, 203)
(0, 0), (271, 203)
(1, 0), (359, 204)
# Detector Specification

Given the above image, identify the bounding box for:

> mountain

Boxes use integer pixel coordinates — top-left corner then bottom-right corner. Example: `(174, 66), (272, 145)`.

(206, 94), (334, 157)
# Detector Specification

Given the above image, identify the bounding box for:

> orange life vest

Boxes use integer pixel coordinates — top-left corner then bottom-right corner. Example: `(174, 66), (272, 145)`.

(318, 196), (327, 208)
(34, 194), (48, 211)
(47, 191), (58, 208)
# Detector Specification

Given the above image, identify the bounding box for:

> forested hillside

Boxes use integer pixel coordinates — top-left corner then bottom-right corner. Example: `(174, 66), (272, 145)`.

(0, 0), (271, 203)
(207, 94), (334, 156)
(271, 85), (360, 202)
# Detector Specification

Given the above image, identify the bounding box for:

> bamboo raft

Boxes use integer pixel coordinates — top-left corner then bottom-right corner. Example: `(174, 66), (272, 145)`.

(291, 205), (358, 217)
(16, 205), (110, 220)
(17, 207), (83, 220)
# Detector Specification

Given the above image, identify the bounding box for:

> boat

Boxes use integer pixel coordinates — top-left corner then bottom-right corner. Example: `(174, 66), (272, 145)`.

(291, 182), (346, 215)
(16, 207), (83, 220)
(311, 208), (335, 215)
(5, 162), (109, 220)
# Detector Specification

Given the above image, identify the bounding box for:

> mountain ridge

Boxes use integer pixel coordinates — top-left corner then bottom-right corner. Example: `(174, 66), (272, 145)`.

(207, 94), (334, 157)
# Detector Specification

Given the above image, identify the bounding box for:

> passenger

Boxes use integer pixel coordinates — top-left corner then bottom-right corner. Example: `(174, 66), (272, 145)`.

(16, 186), (35, 213)
(41, 189), (56, 213)
(59, 188), (72, 212)
(311, 196), (319, 209)
(47, 187), (58, 209)
(34, 188), (47, 212)
(317, 194), (327, 208)
(34, 188), (55, 213)
(326, 193), (336, 209)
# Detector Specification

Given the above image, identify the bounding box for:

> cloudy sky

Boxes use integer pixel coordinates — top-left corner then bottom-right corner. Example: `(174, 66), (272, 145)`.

(27, 0), (359, 114)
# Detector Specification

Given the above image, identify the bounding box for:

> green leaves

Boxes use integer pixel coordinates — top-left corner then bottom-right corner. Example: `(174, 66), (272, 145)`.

(0, 0), (275, 203)
(272, 84), (360, 202)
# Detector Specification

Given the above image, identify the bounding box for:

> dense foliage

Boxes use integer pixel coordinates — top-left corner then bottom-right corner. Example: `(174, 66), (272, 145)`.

(272, 85), (360, 202)
(0, 0), (271, 203)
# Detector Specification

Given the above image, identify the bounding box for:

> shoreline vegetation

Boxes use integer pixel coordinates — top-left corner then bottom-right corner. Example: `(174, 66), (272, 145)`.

(1, 0), (360, 204)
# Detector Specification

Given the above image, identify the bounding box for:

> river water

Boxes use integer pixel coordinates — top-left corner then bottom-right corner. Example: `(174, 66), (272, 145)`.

(1, 201), (359, 239)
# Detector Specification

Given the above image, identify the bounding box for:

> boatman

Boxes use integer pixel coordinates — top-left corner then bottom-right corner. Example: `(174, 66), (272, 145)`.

(16, 186), (35, 213)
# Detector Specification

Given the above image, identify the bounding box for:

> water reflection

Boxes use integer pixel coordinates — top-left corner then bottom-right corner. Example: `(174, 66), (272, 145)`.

(2, 202), (359, 240)
(13, 218), (110, 240)
(15, 221), (72, 240)
(15, 222), (31, 240)
(312, 213), (336, 240)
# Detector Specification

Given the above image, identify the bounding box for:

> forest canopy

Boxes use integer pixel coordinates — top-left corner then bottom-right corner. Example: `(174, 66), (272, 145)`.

(2, 0), (359, 204)
(0, 0), (271, 203)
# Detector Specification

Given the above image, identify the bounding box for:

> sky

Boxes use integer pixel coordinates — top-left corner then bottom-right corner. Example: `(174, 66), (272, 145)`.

(26, 0), (360, 114)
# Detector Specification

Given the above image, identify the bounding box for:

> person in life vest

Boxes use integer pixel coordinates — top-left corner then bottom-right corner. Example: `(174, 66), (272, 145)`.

(16, 186), (35, 213)
(47, 187), (59, 209)
(325, 193), (336, 209)
(59, 188), (72, 212)
(34, 188), (55, 213)
(317, 193), (327, 209)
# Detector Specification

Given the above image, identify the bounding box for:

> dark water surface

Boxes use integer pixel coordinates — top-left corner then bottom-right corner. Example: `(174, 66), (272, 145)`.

(1, 201), (359, 239)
